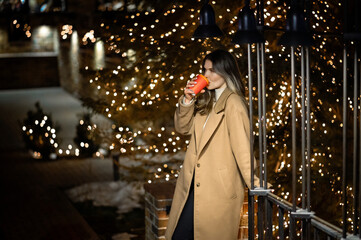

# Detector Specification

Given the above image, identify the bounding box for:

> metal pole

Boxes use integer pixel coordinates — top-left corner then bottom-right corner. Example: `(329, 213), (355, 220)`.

(248, 43), (255, 190)
(359, 55), (361, 239)
(342, 46), (347, 239)
(261, 42), (267, 187)
(257, 43), (264, 187)
(257, 42), (264, 240)
(301, 46), (306, 210)
(247, 43), (255, 240)
(306, 47), (311, 212)
(257, 196), (264, 239)
(261, 41), (270, 239)
(248, 191), (255, 240)
(278, 208), (285, 240)
(342, 20), (348, 240)
(300, 46), (307, 240)
(290, 213), (296, 240)
(342, 19), (349, 240)
(291, 45), (297, 240)
(305, 46), (312, 240)
(353, 49), (358, 236)
(266, 199), (273, 239)
(291, 46), (296, 212)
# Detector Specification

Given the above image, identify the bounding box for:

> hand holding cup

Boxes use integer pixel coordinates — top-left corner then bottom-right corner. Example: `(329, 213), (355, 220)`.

(184, 75), (209, 104)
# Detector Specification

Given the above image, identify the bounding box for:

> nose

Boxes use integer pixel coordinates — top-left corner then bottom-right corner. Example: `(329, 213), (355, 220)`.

(204, 71), (210, 79)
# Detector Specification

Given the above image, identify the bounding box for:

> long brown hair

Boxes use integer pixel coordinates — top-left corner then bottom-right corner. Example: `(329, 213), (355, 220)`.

(195, 49), (246, 115)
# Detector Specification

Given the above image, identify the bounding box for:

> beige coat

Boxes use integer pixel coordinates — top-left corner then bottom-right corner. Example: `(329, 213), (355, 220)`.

(165, 88), (258, 240)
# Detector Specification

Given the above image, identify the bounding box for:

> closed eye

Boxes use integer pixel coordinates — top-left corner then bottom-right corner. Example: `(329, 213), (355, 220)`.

(204, 68), (214, 74)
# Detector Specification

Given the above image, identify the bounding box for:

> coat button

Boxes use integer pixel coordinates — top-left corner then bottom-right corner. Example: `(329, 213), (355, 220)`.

(196, 183), (200, 187)
(197, 163), (200, 168)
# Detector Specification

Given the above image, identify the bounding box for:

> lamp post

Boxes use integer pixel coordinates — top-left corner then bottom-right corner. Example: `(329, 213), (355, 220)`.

(277, 0), (314, 239)
(342, 0), (361, 238)
(192, 0), (223, 39)
(232, 1), (268, 239)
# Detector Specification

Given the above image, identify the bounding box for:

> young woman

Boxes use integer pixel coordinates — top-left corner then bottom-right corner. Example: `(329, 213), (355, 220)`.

(165, 49), (259, 240)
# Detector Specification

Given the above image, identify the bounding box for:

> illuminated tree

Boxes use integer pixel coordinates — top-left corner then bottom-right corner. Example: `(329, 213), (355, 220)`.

(77, 0), (347, 228)
(21, 102), (60, 160)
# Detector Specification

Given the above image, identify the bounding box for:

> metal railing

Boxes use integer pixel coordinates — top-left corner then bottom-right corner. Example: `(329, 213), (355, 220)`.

(193, 0), (360, 238)
(244, 0), (361, 238)
(247, 42), (360, 240)
(249, 190), (346, 239)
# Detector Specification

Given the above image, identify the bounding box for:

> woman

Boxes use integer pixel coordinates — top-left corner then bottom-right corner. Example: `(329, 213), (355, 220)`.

(165, 49), (259, 240)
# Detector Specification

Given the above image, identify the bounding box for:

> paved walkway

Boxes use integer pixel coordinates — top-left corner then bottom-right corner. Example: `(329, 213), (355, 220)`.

(0, 87), (114, 240)
(0, 152), (113, 240)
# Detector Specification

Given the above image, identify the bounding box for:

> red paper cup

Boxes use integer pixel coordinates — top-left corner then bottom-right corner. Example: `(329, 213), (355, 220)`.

(190, 74), (209, 95)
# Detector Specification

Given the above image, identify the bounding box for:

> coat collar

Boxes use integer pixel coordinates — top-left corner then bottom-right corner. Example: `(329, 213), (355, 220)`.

(196, 88), (234, 158)
(214, 88), (234, 114)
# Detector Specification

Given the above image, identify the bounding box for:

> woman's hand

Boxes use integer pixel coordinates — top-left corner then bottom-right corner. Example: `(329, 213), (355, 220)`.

(183, 78), (205, 104)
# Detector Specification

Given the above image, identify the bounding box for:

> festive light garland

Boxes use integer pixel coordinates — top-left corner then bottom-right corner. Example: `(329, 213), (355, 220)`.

(17, 0), (355, 232)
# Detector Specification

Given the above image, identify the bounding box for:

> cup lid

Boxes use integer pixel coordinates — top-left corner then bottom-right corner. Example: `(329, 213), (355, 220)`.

(198, 74), (209, 84)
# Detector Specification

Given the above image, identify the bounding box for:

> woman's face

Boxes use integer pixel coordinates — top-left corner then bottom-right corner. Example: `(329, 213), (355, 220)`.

(203, 59), (226, 90)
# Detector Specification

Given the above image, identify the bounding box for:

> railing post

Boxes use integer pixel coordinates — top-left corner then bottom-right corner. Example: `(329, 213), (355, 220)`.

(278, 207), (285, 240)
(256, 42), (264, 188)
(250, 188), (271, 239)
(301, 46), (306, 211)
(359, 54), (361, 239)
(314, 228), (319, 240)
(257, 196), (264, 239)
(261, 42), (267, 188)
(306, 47), (311, 212)
(248, 189), (255, 240)
(247, 42), (255, 240)
(290, 45), (297, 240)
(342, 46), (347, 239)
(266, 199), (273, 239)
(352, 48), (359, 236)
(289, 214), (296, 240)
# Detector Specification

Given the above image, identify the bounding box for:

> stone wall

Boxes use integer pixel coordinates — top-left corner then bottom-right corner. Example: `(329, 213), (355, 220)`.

(0, 53), (60, 89)
(144, 181), (175, 240)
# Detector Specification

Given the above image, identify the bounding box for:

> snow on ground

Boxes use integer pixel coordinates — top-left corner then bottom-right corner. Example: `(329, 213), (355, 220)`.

(66, 180), (145, 218)
(111, 232), (138, 240)
(118, 151), (185, 168)
(66, 151), (185, 220)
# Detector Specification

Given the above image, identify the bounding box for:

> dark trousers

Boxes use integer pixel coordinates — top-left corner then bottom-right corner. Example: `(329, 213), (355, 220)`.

(172, 178), (194, 240)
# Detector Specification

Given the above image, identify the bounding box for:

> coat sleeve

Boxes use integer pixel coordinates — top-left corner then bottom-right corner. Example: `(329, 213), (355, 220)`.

(226, 98), (260, 189)
(174, 95), (195, 136)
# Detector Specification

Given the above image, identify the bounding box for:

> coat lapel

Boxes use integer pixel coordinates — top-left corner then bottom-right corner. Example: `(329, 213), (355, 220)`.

(197, 111), (224, 158)
(194, 114), (207, 155)
(196, 88), (234, 158)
